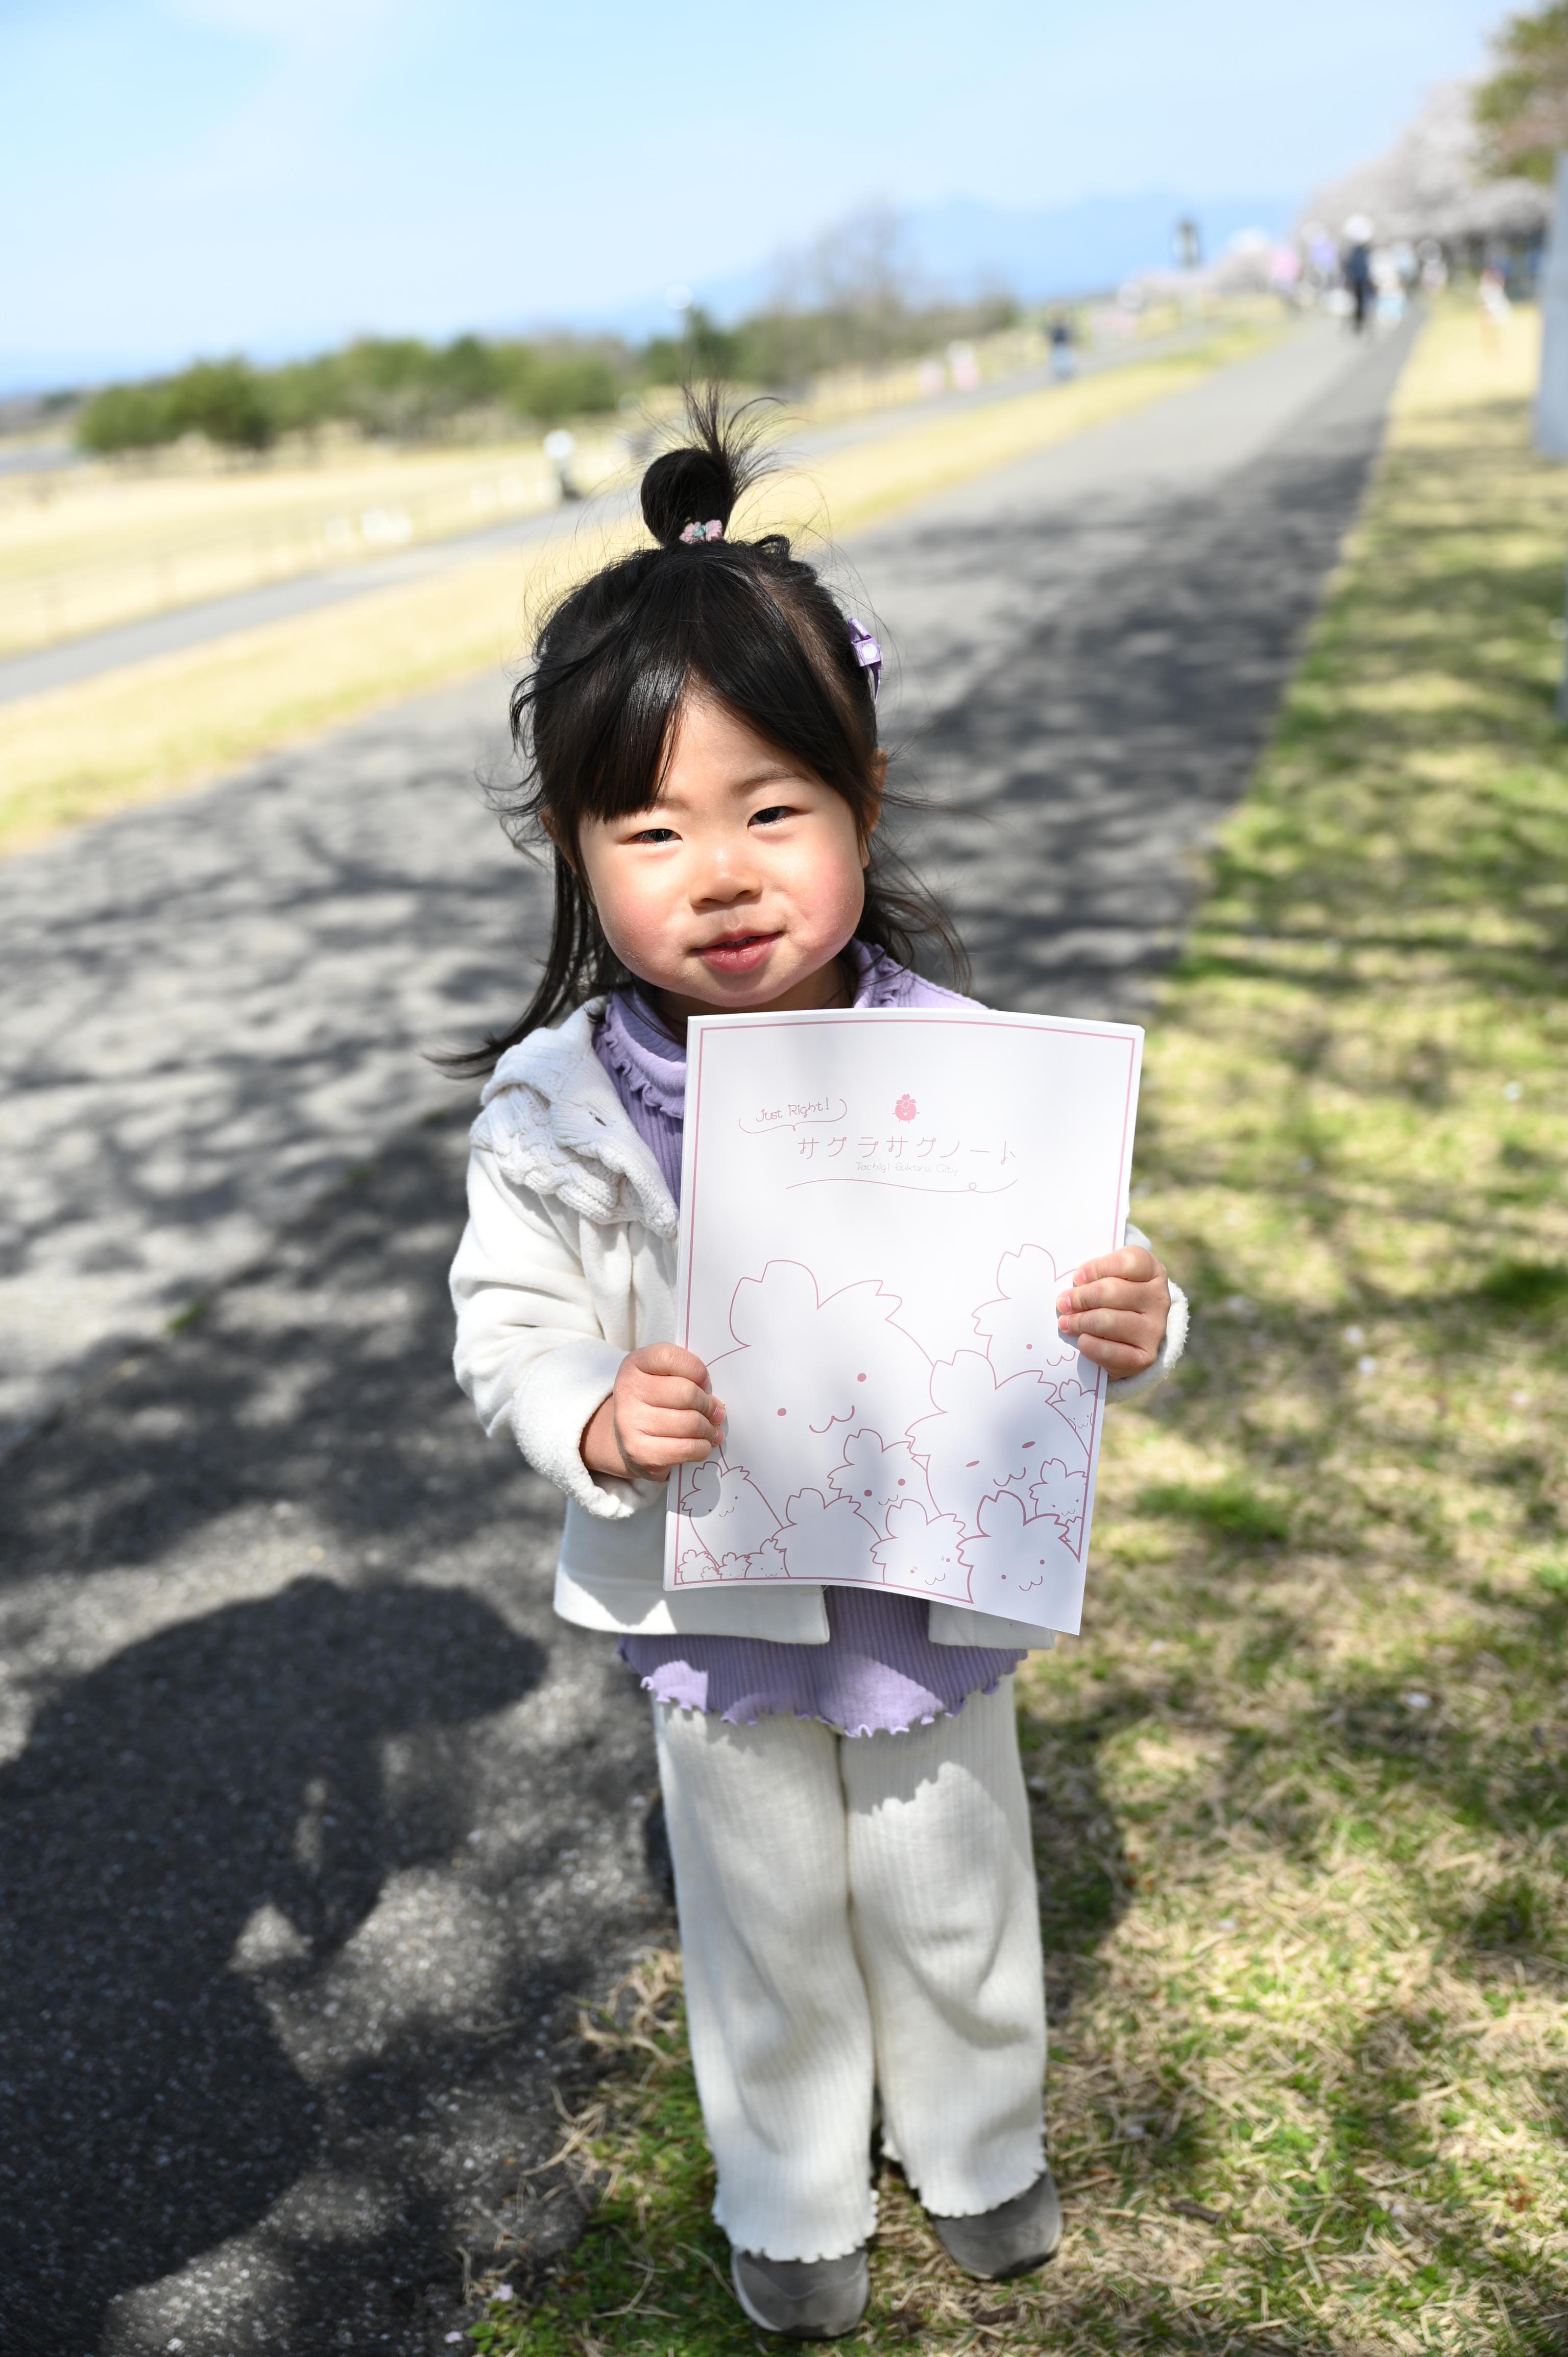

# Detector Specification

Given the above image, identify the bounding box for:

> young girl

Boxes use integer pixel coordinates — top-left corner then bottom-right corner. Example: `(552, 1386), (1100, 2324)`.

(449, 406), (1187, 2340)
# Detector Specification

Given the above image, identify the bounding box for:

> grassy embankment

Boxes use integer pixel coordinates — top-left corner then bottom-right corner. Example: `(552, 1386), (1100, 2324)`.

(0, 319), (1282, 860)
(464, 302), (1568, 2355)
(0, 437), (578, 657)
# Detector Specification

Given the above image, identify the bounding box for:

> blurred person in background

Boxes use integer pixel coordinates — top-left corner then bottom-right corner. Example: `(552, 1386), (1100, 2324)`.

(1374, 246), (1407, 324)
(1342, 215), (1377, 332)
(1479, 258), (1512, 347)
(1048, 311), (1076, 382)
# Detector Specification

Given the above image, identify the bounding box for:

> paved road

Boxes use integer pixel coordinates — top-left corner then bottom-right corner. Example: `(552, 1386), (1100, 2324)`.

(0, 315), (1414, 2355)
(0, 318), (1231, 707)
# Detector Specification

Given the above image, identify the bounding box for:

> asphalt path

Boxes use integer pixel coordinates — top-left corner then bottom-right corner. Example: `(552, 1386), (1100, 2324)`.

(0, 314), (1415, 2355)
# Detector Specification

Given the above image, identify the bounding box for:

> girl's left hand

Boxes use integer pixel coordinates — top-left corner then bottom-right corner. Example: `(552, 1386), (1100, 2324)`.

(1056, 1247), (1170, 1377)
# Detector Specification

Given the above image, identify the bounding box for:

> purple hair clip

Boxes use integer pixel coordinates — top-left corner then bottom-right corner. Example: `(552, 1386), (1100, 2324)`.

(680, 518), (724, 543)
(847, 615), (882, 701)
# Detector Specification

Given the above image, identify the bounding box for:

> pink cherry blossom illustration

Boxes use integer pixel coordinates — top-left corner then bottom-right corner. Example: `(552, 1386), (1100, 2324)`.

(675, 1534), (716, 1583)
(894, 1093), (918, 1122)
(1027, 1457), (1088, 1544)
(707, 1260), (932, 1518)
(682, 1458), (780, 1564)
(972, 1244), (1079, 1376)
(828, 1427), (935, 1536)
(909, 1349), (1087, 1535)
(754, 1487), (881, 1582)
(872, 1498), (971, 1596)
(961, 1488), (1082, 1623)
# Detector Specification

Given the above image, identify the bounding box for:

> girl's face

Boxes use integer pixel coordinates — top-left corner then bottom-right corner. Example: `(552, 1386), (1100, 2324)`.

(575, 691), (880, 1030)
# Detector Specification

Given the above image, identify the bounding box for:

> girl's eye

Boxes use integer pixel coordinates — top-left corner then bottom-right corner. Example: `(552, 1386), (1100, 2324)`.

(751, 804), (795, 827)
(629, 825), (678, 844)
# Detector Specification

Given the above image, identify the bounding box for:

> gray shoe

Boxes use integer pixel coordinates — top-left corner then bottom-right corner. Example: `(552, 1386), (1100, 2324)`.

(730, 2245), (870, 2338)
(931, 2168), (1063, 2280)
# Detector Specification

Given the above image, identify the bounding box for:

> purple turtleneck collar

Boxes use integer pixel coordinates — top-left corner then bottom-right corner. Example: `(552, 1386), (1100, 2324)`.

(592, 943), (972, 1201)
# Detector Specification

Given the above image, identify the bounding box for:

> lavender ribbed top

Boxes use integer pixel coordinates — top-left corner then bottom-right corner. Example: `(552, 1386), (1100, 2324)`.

(594, 943), (1027, 1735)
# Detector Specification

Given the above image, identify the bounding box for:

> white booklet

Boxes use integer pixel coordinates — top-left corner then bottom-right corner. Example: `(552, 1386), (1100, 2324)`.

(664, 1005), (1143, 1637)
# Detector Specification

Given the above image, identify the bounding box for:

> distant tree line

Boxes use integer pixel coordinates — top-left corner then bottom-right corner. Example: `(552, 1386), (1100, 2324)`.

(74, 289), (1021, 456)
(75, 336), (633, 455)
(643, 292), (1018, 395)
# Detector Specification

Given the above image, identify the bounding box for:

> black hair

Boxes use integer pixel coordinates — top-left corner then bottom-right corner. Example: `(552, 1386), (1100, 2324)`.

(444, 388), (966, 1076)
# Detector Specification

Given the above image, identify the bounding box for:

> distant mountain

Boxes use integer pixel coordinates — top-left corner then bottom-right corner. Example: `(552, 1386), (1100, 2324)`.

(581, 190), (1298, 339)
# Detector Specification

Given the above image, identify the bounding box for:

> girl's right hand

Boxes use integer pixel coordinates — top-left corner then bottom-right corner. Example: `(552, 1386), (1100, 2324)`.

(580, 1345), (726, 1482)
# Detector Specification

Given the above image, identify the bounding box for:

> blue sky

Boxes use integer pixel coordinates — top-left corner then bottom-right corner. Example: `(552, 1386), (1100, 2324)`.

(2, 0), (1514, 387)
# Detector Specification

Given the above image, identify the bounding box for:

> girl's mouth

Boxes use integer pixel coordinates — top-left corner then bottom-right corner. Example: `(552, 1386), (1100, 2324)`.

(697, 932), (779, 975)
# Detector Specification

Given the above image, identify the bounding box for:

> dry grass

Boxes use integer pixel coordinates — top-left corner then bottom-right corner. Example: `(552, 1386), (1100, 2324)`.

(0, 432), (640, 658)
(0, 318), (1283, 861)
(462, 302), (1568, 2353)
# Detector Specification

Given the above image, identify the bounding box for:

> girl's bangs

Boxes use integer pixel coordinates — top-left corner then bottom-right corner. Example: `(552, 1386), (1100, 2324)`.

(561, 564), (866, 836)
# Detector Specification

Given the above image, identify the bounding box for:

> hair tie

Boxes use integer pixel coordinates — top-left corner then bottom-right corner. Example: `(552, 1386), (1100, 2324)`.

(679, 518), (724, 544)
(847, 616), (882, 701)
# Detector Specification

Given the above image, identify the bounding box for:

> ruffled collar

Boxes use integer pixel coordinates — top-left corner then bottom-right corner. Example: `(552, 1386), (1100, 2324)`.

(595, 942), (916, 1113)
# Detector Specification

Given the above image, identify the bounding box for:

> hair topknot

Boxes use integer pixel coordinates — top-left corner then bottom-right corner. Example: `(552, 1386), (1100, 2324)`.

(639, 385), (773, 548)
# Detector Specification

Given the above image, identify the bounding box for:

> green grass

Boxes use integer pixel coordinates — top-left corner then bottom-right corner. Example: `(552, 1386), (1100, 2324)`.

(1133, 1477), (1294, 1545)
(466, 302), (1568, 2352)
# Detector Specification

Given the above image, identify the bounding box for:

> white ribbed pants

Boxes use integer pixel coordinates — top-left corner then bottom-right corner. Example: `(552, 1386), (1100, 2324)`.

(653, 1680), (1046, 2263)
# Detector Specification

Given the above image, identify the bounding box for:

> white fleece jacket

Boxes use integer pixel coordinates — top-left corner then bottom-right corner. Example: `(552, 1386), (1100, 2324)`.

(449, 1002), (1188, 1649)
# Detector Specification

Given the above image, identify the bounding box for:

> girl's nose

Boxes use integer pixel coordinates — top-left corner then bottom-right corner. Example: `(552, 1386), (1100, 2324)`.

(692, 845), (760, 907)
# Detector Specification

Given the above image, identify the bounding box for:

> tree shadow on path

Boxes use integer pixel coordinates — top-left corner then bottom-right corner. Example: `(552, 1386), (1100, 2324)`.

(0, 1579), (544, 2355)
(888, 323), (1418, 1019)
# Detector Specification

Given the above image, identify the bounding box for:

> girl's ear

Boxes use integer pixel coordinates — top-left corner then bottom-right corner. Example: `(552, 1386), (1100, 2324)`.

(860, 752), (887, 866)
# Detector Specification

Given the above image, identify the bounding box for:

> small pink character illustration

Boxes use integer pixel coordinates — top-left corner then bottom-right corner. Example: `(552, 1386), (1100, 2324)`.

(961, 1488), (1080, 1620)
(675, 1534), (717, 1584)
(827, 1428), (935, 1535)
(910, 1350), (1086, 1535)
(708, 1260), (932, 1516)
(972, 1245), (1080, 1378)
(711, 1551), (760, 1581)
(1027, 1457), (1088, 1543)
(894, 1093), (918, 1122)
(1049, 1378), (1099, 1450)
(753, 1487), (881, 1582)
(682, 1459), (780, 1565)
(872, 1499), (971, 1596)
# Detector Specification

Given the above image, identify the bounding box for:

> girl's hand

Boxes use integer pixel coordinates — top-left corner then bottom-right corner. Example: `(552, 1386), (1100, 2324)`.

(581, 1345), (727, 1482)
(1056, 1247), (1170, 1378)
